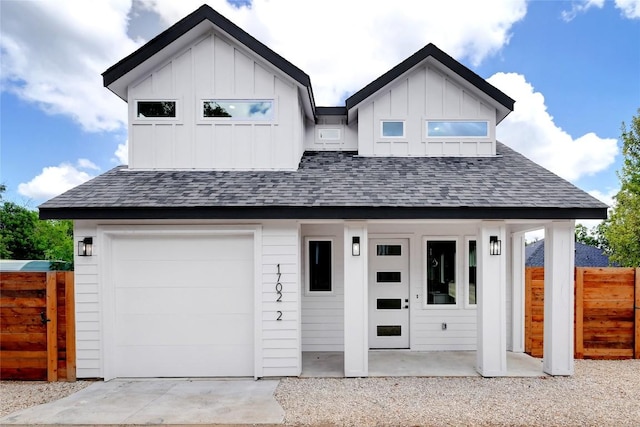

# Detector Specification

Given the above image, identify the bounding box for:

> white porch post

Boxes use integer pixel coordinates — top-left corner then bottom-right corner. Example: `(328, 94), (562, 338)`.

(510, 232), (526, 352)
(343, 224), (368, 377)
(543, 221), (575, 375)
(476, 222), (507, 376)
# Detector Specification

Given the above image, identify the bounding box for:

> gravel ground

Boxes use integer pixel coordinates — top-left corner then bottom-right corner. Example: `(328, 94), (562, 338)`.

(1, 360), (637, 426)
(0, 380), (92, 417)
(275, 359), (640, 426)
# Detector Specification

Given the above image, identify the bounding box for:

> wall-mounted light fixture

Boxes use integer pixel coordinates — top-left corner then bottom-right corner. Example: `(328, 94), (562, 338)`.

(352, 236), (360, 256)
(78, 237), (93, 257)
(489, 235), (501, 256)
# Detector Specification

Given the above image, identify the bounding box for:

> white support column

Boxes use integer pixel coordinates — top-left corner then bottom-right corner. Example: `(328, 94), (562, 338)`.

(543, 221), (575, 375)
(343, 224), (368, 377)
(511, 232), (526, 352)
(476, 222), (507, 376)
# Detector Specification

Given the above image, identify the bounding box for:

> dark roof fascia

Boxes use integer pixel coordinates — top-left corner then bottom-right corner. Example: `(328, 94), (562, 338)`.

(316, 106), (348, 116)
(39, 206), (607, 221)
(345, 43), (515, 111)
(102, 4), (312, 94)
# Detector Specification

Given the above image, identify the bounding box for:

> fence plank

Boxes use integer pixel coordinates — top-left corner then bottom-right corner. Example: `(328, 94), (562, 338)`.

(575, 268), (584, 359)
(65, 272), (76, 381)
(46, 272), (58, 382)
(635, 268), (639, 359)
(525, 267), (532, 354)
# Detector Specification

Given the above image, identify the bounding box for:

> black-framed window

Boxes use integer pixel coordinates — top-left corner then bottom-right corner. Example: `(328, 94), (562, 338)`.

(308, 240), (332, 292)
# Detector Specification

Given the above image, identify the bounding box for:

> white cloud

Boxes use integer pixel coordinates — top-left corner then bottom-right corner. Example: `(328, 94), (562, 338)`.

(561, 0), (640, 21)
(561, 0), (605, 21)
(615, 0), (640, 18)
(0, 0), (140, 131)
(114, 140), (129, 165)
(77, 158), (100, 170)
(18, 160), (98, 201)
(487, 72), (618, 182)
(140, 0), (527, 105)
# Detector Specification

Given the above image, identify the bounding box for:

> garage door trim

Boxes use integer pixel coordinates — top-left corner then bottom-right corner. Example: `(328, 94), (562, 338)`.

(98, 225), (262, 380)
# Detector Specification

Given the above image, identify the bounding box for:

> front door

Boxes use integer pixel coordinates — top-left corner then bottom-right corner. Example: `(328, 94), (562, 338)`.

(368, 239), (409, 349)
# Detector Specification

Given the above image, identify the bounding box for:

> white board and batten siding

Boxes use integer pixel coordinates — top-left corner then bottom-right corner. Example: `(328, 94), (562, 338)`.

(128, 31), (304, 171)
(72, 220), (301, 379)
(300, 224), (345, 352)
(260, 223), (302, 377)
(357, 62), (497, 157)
(304, 116), (358, 152)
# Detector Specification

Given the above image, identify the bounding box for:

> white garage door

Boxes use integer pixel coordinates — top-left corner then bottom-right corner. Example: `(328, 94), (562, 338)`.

(110, 234), (254, 377)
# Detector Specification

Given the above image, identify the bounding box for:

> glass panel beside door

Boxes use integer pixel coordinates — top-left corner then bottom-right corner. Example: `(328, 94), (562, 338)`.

(426, 240), (456, 305)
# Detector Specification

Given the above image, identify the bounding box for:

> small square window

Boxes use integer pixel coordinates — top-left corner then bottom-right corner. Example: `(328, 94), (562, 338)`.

(381, 121), (405, 138)
(308, 240), (332, 293)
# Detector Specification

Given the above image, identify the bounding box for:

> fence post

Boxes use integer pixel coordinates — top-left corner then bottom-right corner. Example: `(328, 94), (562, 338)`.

(575, 268), (584, 359)
(46, 272), (58, 381)
(635, 268), (639, 359)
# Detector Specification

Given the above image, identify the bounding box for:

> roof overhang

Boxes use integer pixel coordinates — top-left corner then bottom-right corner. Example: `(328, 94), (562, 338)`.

(40, 206), (607, 221)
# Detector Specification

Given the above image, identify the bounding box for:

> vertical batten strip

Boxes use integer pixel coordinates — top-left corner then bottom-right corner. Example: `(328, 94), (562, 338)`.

(46, 272), (58, 381)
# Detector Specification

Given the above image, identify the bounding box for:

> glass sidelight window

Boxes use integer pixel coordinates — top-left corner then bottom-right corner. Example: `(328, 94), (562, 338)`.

(467, 240), (477, 305)
(307, 239), (332, 293)
(426, 240), (457, 305)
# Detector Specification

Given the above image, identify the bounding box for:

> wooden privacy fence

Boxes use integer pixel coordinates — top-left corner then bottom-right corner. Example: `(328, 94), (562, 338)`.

(0, 271), (76, 381)
(525, 267), (640, 359)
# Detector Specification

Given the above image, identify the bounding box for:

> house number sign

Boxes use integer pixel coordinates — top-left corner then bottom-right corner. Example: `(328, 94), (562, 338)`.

(276, 264), (283, 321)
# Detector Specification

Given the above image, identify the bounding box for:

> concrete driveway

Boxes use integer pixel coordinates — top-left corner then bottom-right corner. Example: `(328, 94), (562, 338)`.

(0, 379), (284, 425)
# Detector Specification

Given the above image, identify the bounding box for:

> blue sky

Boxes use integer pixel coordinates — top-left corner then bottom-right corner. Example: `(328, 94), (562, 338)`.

(1, 0), (639, 233)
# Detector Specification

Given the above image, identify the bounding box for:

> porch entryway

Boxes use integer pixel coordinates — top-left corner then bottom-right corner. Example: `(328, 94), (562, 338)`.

(301, 351), (545, 377)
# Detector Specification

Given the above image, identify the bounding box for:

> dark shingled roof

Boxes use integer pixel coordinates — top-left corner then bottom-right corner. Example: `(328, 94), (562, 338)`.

(39, 143), (607, 220)
(526, 240), (615, 267)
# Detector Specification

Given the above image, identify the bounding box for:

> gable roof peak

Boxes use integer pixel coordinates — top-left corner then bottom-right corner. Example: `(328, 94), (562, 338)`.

(345, 42), (514, 122)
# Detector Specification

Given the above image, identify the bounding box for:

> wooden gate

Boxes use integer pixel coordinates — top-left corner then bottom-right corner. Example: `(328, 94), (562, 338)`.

(525, 267), (640, 359)
(0, 271), (76, 381)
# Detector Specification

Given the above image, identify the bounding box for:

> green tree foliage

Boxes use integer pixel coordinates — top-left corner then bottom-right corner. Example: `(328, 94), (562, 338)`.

(602, 109), (640, 267)
(0, 200), (40, 259)
(0, 186), (74, 268)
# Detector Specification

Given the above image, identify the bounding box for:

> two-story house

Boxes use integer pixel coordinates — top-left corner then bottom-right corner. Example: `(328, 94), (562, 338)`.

(40, 4), (607, 380)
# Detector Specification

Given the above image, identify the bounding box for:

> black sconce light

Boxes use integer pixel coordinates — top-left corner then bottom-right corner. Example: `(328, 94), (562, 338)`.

(352, 236), (360, 256)
(78, 237), (93, 256)
(489, 235), (501, 256)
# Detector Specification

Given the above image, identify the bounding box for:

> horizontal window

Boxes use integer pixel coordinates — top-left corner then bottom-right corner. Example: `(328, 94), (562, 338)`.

(377, 272), (401, 283)
(202, 100), (273, 120)
(381, 120), (405, 138)
(137, 101), (176, 118)
(377, 325), (401, 336)
(377, 244), (402, 256)
(377, 299), (402, 310)
(427, 121), (488, 137)
(318, 128), (341, 140)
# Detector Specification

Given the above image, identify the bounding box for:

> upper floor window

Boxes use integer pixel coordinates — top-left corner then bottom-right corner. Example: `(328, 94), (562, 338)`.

(381, 120), (405, 138)
(137, 101), (176, 118)
(426, 121), (488, 137)
(202, 100), (273, 120)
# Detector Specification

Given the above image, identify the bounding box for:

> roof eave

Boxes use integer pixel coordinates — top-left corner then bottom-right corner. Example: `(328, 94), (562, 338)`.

(39, 206), (608, 221)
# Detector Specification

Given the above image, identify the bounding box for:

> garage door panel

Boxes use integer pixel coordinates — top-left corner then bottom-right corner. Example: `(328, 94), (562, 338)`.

(111, 233), (254, 377)
(115, 344), (253, 377)
(115, 260), (253, 288)
(116, 314), (253, 346)
(116, 287), (253, 315)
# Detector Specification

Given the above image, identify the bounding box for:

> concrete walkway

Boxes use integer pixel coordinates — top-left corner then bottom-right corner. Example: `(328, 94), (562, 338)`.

(0, 379), (284, 425)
